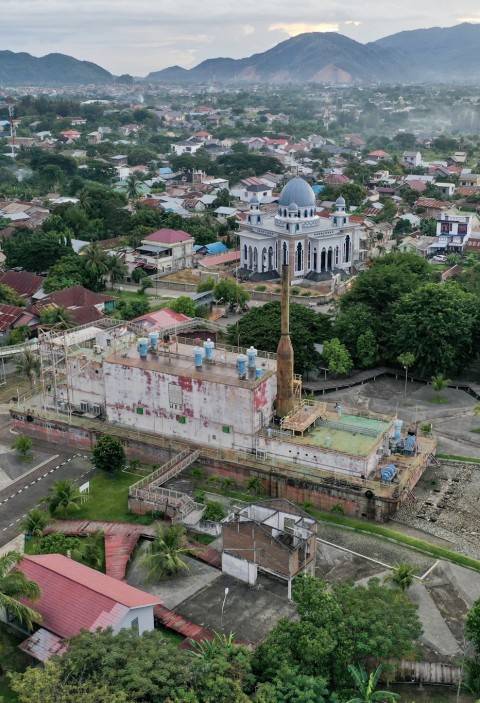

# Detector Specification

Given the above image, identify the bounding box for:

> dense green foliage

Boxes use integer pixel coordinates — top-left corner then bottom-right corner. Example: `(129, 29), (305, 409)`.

(92, 434), (126, 474)
(228, 301), (331, 374)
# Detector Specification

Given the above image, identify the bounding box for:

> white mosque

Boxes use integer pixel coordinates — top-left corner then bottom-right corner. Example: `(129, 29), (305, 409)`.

(239, 177), (364, 280)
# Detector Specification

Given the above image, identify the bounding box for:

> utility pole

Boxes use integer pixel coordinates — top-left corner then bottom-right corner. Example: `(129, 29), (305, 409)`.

(8, 102), (16, 160)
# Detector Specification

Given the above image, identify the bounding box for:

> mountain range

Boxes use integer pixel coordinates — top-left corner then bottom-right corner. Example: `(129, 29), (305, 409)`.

(1, 23), (480, 86)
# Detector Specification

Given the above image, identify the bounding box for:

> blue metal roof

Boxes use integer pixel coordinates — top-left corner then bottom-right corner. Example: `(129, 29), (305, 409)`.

(194, 242), (228, 255)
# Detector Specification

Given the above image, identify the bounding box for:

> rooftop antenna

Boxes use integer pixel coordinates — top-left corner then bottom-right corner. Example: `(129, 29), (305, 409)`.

(7, 101), (16, 160)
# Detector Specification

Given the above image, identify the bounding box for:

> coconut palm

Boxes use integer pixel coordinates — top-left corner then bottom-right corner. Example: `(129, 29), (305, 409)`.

(39, 305), (73, 330)
(346, 664), (399, 703)
(43, 479), (82, 517)
(387, 563), (416, 592)
(83, 242), (109, 284)
(72, 531), (104, 571)
(141, 524), (190, 580)
(15, 350), (40, 390)
(21, 509), (50, 537)
(126, 173), (141, 201)
(107, 254), (128, 289)
(397, 352), (415, 397)
(0, 551), (41, 630)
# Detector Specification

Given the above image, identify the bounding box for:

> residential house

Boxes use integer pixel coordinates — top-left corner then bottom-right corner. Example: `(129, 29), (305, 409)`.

(14, 554), (160, 662)
(60, 130), (81, 143)
(128, 228), (194, 274)
(459, 172), (480, 188)
(402, 151), (422, 169)
(434, 210), (476, 252)
(222, 499), (317, 599)
(398, 235), (437, 258)
(230, 177), (274, 203)
(171, 139), (204, 156)
(34, 286), (115, 325)
(435, 182), (455, 197)
(120, 124), (140, 137)
(0, 304), (37, 338)
(0, 271), (44, 302)
(415, 197), (450, 218)
(366, 150), (390, 163)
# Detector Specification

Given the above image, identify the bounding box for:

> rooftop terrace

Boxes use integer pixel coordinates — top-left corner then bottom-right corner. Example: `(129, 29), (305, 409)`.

(299, 414), (391, 456)
(105, 341), (276, 390)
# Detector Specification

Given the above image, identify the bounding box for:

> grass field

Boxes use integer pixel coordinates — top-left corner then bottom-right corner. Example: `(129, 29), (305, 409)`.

(74, 470), (155, 524)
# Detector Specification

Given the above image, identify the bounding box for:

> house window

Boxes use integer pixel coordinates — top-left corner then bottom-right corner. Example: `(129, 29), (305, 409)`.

(130, 617), (139, 634)
(80, 401), (89, 413)
(136, 407), (144, 415)
(222, 425), (231, 434)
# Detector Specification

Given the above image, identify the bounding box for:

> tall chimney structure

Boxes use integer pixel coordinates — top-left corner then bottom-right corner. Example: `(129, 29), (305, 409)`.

(276, 264), (295, 417)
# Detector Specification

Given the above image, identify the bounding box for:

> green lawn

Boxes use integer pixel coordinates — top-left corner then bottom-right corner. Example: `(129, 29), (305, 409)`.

(437, 453), (480, 464)
(0, 625), (30, 702)
(74, 470), (155, 525)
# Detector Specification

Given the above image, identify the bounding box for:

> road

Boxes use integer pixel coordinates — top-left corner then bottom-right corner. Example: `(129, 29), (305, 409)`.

(0, 422), (93, 546)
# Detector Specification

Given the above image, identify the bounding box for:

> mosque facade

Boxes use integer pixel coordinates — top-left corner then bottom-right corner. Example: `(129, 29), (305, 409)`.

(238, 176), (364, 279)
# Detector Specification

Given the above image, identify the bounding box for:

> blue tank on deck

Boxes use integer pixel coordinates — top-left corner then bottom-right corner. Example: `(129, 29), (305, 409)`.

(149, 332), (159, 351)
(381, 464), (397, 482)
(394, 419), (403, 442)
(404, 434), (417, 453)
(137, 337), (148, 359)
(203, 338), (215, 362)
(237, 354), (247, 378)
(194, 346), (204, 369)
(255, 368), (263, 379)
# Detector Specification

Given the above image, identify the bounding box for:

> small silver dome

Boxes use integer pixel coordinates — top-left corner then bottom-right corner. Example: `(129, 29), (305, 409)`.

(336, 195), (346, 206)
(278, 177), (316, 208)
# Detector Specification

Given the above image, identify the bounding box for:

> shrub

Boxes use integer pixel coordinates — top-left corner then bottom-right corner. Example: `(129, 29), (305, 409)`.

(203, 500), (225, 522)
(255, 284), (267, 292)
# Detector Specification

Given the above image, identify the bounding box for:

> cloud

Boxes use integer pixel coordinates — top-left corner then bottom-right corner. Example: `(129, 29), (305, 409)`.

(345, 20), (362, 26)
(457, 16), (480, 22)
(242, 24), (255, 35)
(269, 22), (340, 36)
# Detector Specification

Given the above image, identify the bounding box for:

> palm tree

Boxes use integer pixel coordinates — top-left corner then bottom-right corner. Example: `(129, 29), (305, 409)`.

(247, 477), (262, 495)
(431, 373), (450, 401)
(21, 509), (50, 538)
(397, 352), (415, 397)
(83, 242), (109, 285)
(0, 551), (41, 630)
(347, 664), (399, 703)
(126, 173), (141, 201)
(16, 350), (40, 390)
(141, 524), (190, 581)
(387, 563), (416, 592)
(107, 254), (128, 289)
(39, 305), (73, 330)
(43, 479), (82, 517)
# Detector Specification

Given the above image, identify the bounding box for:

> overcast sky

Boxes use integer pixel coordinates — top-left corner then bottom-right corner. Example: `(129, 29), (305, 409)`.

(2, 0), (480, 75)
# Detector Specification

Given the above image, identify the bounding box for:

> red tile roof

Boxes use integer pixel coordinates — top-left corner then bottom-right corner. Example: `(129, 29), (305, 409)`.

(145, 228), (193, 244)
(40, 285), (113, 309)
(324, 174), (350, 185)
(18, 554), (160, 639)
(0, 304), (35, 332)
(0, 270), (43, 297)
(198, 250), (240, 267)
(133, 307), (192, 330)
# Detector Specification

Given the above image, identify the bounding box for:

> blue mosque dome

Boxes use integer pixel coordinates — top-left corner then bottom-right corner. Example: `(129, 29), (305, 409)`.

(278, 177), (316, 208)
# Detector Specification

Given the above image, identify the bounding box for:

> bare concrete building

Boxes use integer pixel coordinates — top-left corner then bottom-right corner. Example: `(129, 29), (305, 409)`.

(222, 499), (317, 598)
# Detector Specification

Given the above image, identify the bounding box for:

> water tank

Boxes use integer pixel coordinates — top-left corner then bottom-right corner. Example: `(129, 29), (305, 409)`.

(137, 337), (148, 359)
(255, 368), (263, 379)
(404, 434), (416, 453)
(394, 419), (403, 442)
(149, 332), (159, 351)
(203, 338), (215, 362)
(237, 354), (247, 378)
(381, 464), (397, 482)
(194, 346), (204, 369)
(247, 346), (257, 369)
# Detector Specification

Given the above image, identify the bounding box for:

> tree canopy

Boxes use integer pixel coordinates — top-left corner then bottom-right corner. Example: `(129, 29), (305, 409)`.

(228, 301), (332, 374)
